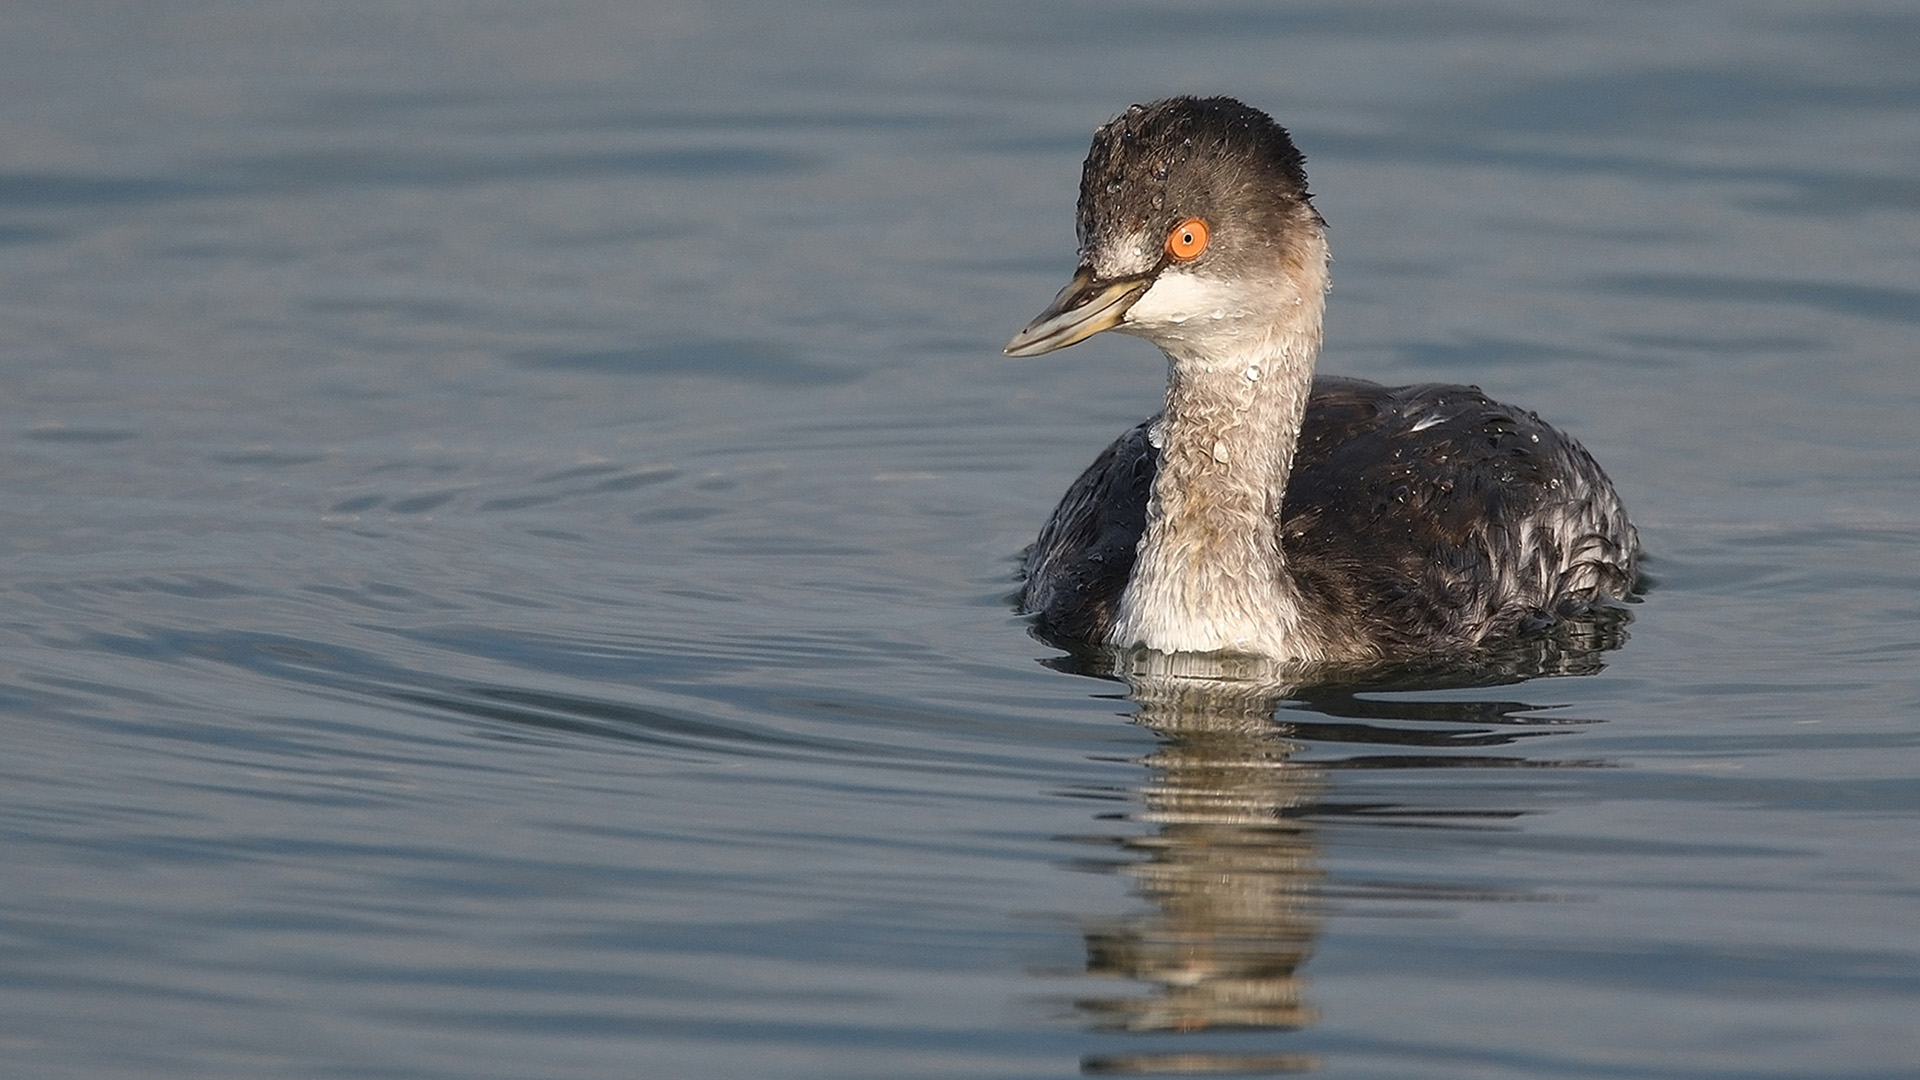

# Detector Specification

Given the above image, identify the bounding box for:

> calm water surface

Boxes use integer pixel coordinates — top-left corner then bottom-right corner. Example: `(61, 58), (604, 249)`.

(3, 3), (1917, 1078)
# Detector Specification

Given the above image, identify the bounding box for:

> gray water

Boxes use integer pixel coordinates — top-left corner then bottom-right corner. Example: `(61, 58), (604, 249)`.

(3, 3), (1917, 1078)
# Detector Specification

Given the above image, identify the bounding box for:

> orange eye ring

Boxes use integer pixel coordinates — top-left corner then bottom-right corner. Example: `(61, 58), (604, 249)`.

(1166, 217), (1209, 261)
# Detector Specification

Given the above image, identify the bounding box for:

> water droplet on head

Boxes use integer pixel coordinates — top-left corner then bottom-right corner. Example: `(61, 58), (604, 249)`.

(1212, 441), (1229, 465)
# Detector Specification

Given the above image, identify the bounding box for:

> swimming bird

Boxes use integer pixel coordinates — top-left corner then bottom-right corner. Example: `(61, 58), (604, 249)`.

(1007, 97), (1638, 663)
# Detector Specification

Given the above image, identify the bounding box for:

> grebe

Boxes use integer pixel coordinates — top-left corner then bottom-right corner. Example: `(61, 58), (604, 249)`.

(1007, 97), (1639, 662)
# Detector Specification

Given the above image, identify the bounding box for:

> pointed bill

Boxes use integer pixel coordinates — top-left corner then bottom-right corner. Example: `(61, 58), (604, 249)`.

(1003, 266), (1152, 357)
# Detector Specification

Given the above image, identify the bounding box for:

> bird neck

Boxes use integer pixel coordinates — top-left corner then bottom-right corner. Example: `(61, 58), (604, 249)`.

(1111, 263), (1328, 658)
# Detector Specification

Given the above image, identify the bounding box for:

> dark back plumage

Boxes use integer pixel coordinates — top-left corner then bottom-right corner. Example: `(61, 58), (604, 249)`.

(1022, 377), (1640, 653)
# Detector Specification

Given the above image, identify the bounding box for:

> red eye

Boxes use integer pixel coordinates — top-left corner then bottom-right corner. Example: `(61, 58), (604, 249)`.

(1166, 217), (1209, 261)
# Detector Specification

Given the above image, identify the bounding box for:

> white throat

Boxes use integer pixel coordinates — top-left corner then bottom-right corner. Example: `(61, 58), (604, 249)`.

(1107, 240), (1332, 659)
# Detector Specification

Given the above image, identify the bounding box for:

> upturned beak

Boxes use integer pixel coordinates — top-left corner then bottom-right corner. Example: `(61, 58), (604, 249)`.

(1003, 266), (1152, 357)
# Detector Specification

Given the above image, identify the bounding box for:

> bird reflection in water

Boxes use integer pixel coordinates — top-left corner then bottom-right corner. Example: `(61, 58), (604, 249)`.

(1060, 614), (1630, 1076)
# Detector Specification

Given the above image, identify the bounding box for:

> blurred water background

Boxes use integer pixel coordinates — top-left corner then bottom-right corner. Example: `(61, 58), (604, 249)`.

(2, 2), (1917, 1077)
